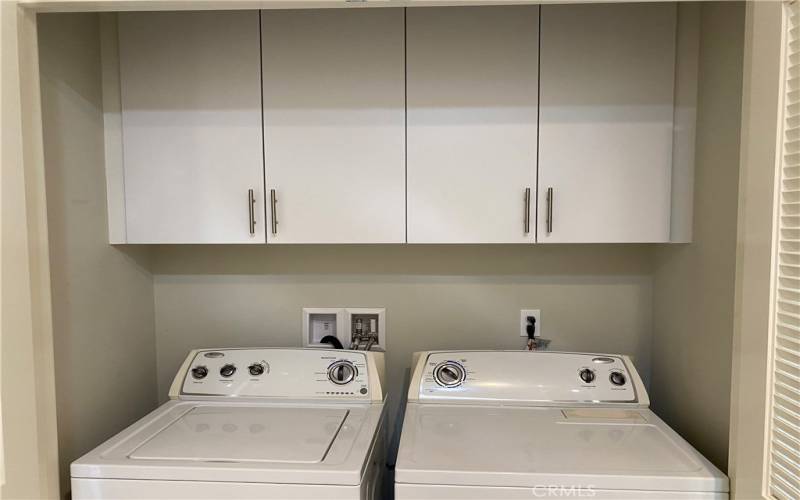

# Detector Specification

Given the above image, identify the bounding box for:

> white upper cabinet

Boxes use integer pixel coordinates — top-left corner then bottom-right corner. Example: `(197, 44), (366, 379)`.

(117, 11), (265, 243)
(538, 4), (677, 243)
(406, 6), (539, 244)
(106, 5), (692, 246)
(261, 9), (406, 243)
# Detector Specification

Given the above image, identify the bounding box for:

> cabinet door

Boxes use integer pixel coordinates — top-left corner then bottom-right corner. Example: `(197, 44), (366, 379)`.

(538, 4), (676, 243)
(406, 6), (539, 244)
(118, 11), (264, 243)
(261, 9), (405, 243)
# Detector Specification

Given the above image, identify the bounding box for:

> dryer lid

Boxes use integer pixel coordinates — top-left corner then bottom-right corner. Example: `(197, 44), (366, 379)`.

(129, 406), (347, 463)
(395, 405), (729, 493)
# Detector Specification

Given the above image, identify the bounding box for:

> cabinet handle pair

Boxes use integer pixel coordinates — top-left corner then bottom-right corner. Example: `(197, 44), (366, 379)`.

(259, 188), (546, 237)
(247, 189), (278, 236)
(523, 187), (554, 235)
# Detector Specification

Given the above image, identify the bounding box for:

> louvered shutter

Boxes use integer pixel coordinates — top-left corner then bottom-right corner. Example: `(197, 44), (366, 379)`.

(769, 3), (800, 499)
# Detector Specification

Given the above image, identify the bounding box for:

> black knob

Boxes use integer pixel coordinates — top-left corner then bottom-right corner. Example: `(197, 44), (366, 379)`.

(439, 366), (461, 384)
(328, 361), (356, 385)
(433, 361), (465, 387)
(191, 366), (208, 379)
(610, 372), (627, 386)
(220, 364), (236, 378)
(579, 368), (595, 384)
(248, 363), (265, 376)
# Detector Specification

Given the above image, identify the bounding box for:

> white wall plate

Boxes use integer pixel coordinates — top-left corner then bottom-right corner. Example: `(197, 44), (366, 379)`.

(345, 308), (386, 351)
(301, 308), (346, 348)
(520, 309), (542, 338)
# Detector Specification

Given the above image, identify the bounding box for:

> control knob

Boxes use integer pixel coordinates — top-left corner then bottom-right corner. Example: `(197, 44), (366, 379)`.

(191, 366), (208, 379)
(433, 361), (466, 387)
(610, 371), (627, 386)
(220, 364), (236, 378)
(328, 360), (357, 385)
(579, 368), (595, 384)
(248, 363), (265, 376)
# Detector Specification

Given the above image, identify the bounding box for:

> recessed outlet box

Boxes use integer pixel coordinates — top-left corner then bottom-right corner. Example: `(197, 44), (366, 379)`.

(520, 309), (541, 337)
(345, 308), (386, 351)
(302, 308), (347, 348)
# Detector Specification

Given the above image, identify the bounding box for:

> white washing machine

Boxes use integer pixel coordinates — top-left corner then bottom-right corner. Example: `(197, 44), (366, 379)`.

(395, 351), (729, 499)
(71, 348), (387, 500)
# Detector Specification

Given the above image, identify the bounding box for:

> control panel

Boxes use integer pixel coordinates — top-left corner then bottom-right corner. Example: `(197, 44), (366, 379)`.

(409, 351), (647, 407)
(170, 348), (384, 402)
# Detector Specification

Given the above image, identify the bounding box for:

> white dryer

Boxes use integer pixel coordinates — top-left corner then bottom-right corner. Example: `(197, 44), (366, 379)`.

(395, 351), (729, 499)
(72, 348), (387, 500)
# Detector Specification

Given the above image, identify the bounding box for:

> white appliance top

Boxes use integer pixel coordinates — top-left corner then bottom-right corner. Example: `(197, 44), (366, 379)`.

(408, 350), (647, 406)
(72, 348), (386, 485)
(397, 351), (728, 493)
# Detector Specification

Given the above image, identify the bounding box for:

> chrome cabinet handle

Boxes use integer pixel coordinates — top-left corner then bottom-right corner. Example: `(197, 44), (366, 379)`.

(270, 189), (278, 235)
(248, 189), (256, 235)
(524, 187), (531, 234)
(546, 187), (554, 234)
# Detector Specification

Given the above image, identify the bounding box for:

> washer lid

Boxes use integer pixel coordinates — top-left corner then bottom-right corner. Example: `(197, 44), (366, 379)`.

(130, 406), (347, 463)
(72, 400), (384, 485)
(395, 405), (729, 493)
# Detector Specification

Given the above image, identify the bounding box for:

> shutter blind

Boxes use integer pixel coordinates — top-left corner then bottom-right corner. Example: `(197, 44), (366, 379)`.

(769, 3), (800, 499)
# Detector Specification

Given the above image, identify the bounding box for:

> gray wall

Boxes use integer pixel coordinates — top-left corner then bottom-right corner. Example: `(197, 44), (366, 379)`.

(38, 13), (158, 494)
(651, 2), (745, 472)
(151, 244), (654, 462)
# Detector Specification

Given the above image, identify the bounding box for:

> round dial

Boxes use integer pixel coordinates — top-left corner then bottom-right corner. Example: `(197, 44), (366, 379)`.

(191, 366), (208, 379)
(328, 360), (357, 385)
(610, 371), (627, 386)
(579, 368), (596, 384)
(220, 364), (236, 378)
(248, 363), (265, 376)
(433, 361), (466, 387)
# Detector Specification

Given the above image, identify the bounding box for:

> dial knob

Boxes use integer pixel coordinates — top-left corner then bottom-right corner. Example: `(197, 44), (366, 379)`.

(191, 366), (208, 379)
(433, 361), (466, 387)
(220, 364), (236, 378)
(328, 360), (356, 385)
(248, 363), (265, 376)
(579, 368), (596, 384)
(610, 371), (627, 386)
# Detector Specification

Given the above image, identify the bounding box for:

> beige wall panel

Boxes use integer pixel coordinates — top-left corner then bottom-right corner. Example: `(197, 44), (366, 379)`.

(37, 12), (158, 494)
(1, 3), (60, 498)
(728, 2), (784, 498)
(651, 2), (746, 472)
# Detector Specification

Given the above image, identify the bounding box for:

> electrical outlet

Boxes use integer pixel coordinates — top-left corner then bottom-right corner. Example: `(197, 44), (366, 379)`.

(520, 309), (541, 337)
